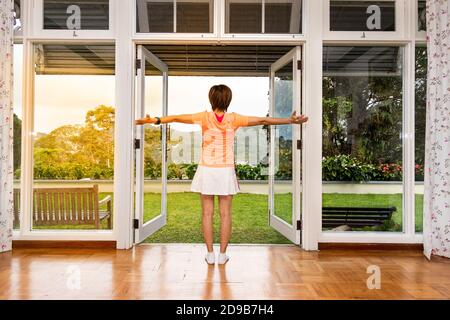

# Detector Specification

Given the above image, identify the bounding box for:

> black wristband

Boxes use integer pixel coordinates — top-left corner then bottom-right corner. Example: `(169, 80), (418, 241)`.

(155, 117), (161, 125)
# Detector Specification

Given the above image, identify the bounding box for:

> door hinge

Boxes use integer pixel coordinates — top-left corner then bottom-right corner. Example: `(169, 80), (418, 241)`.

(134, 219), (140, 229)
(297, 60), (303, 70)
(297, 220), (302, 230)
(297, 139), (303, 150)
(136, 59), (142, 71)
(134, 138), (141, 150)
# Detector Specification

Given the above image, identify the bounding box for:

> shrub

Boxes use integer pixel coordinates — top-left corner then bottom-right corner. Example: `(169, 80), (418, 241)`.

(322, 155), (377, 182)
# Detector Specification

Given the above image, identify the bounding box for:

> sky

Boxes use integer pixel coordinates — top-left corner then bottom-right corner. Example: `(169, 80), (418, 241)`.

(13, 45), (270, 134)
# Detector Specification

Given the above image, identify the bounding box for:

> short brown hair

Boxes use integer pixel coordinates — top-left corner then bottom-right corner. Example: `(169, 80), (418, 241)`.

(209, 85), (232, 112)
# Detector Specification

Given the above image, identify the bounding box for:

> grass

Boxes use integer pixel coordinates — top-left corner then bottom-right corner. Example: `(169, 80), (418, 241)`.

(146, 193), (291, 244)
(26, 192), (425, 241)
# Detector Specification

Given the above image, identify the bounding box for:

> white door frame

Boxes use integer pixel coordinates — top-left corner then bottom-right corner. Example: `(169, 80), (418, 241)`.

(269, 46), (303, 245)
(134, 45), (169, 244)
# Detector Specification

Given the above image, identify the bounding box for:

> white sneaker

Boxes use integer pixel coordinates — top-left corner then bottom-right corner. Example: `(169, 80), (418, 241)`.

(205, 252), (215, 265)
(218, 253), (230, 265)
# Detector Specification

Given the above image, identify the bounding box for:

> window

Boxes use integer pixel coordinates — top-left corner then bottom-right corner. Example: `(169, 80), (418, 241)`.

(226, 0), (262, 33)
(14, 0), (22, 34)
(225, 0), (302, 34)
(43, 0), (110, 30)
(13, 44), (23, 230)
(32, 44), (115, 231)
(136, 0), (214, 33)
(418, 0), (426, 32)
(330, 0), (396, 32)
(322, 46), (404, 232)
(415, 46), (426, 233)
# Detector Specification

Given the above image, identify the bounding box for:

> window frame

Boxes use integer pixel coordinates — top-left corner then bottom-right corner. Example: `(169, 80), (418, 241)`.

(323, 0), (406, 41)
(318, 41), (423, 245)
(14, 39), (117, 241)
(12, 0), (426, 247)
(31, 0), (115, 39)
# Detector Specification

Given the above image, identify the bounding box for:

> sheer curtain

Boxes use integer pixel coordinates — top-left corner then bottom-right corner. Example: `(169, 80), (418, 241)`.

(0, 0), (14, 253)
(424, 0), (450, 259)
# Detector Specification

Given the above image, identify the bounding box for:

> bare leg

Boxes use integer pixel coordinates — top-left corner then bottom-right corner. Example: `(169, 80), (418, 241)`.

(218, 195), (233, 254)
(201, 194), (215, 253)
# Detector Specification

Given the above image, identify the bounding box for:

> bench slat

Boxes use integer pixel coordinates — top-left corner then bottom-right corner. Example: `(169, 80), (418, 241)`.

(13, 185), (111, 229)
(323, 206), (396, 228)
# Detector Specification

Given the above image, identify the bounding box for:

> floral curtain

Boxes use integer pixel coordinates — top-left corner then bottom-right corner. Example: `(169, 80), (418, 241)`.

(0, 0), (14, 253)
(424, 0), (450, 259)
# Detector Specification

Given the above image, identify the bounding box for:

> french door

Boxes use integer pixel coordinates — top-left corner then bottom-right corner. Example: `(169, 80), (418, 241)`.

(269, 46), (303, 245)
(134, 45), (169, 244)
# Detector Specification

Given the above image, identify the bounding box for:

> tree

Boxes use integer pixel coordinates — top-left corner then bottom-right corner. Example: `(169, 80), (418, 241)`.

(322, 72), (403, 165)
(33, 105), (115, 180)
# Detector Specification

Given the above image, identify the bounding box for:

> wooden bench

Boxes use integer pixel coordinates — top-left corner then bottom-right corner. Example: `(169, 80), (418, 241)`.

(13, 185), (112, 229)
(322, 207), (396, 229)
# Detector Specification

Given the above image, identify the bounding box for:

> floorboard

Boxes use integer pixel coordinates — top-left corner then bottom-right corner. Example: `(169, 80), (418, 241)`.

(0, 244), (448, 300)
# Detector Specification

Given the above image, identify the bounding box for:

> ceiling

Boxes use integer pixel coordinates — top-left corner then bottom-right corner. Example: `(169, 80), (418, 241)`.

(34, 44), (401, 77)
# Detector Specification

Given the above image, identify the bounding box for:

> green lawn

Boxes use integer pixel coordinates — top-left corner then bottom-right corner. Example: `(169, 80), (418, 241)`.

(28, 192), (424, 242)
(145, 193), (291, 244)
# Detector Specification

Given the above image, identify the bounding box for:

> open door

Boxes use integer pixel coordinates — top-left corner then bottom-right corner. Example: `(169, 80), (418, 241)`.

(134, 45), (168, 244)
(269, 46), (303, 245)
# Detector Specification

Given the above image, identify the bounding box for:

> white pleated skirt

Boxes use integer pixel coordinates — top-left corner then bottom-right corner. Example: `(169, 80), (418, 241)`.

(191, 165), (240, 196)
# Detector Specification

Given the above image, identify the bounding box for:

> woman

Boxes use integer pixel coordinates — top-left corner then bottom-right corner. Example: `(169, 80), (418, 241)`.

(136, 85), (308, 265)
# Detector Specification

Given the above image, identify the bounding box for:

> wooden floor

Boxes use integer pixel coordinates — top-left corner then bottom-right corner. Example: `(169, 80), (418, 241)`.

(0, 244), (449, 300)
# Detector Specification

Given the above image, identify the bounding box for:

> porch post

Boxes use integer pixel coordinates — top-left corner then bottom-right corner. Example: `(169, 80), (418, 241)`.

(114, 0), (135, 249)
(302, 0), (323, 251)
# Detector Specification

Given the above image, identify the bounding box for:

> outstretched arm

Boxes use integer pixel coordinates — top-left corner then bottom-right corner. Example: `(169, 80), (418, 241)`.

(246, 111), (308, 127)
(136, 114), (195, 125)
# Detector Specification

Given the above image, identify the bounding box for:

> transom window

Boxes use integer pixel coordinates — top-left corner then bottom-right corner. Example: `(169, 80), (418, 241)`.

(43, 0), (110, 30)
(136, 0), (214, 33)
(418, 0), (426, 32)
(330, 0), (396, 32)
(225, 0), (302, 34)
(14, 0), (22, 33)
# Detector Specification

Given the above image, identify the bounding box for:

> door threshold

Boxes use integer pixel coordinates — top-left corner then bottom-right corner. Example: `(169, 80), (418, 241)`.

(136, 243), (297, 247)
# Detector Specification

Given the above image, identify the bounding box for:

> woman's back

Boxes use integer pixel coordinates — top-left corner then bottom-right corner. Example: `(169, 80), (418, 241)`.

(192, 111), (248, 168)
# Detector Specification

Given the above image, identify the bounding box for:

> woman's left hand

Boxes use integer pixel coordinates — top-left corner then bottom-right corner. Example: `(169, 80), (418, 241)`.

(291, 111), (308, 124)
(135, 114), (156, 125)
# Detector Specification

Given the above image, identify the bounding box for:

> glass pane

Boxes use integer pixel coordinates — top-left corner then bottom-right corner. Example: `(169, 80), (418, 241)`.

(330, 0), (395, 32)
(322, 46), (403, 232)
(418, 0), (426, 32)
(43, 0), (109, 30)
(137, 0), (174, 33)
(226, 0), (262, 33)
(143, 61), (164, 224)
(14, 0), (22, 33)
(265, 0), (302, 34)
(136, 0), (213, 33)
(33, 44), (115, 230)
(177, 1), (213, 33)
(415, 46), (427, 233)
(13, 44), (23, 230)
(273, 62), (294, 225)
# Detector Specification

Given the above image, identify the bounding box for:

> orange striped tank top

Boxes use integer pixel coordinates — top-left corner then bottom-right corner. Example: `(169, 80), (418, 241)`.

(191, 111), (249, 168)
